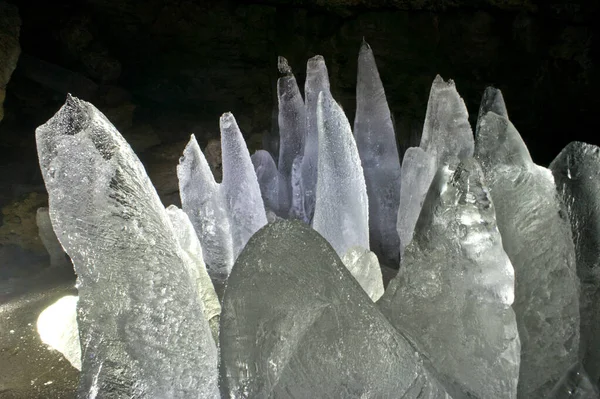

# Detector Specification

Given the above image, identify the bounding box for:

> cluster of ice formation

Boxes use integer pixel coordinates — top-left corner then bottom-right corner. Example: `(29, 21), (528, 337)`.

(35, 40), (600, 399)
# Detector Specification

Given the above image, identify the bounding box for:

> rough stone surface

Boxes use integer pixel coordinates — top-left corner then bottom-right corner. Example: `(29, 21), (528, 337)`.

(0, 1), (20, 122)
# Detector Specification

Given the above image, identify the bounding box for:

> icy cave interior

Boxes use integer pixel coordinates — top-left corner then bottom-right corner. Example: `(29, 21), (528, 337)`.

(0, 1), (599, 398)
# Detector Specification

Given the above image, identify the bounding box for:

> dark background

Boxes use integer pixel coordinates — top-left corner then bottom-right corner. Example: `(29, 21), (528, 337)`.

(0, 0), (598, 274)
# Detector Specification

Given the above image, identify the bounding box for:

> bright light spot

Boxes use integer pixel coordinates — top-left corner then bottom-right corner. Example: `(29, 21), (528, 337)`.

(44, 381), (53, 386)
(36, 295), (82, 371)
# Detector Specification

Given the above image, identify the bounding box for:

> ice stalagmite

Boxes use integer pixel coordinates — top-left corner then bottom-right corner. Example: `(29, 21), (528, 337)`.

(396, 147), (437, 256)
(178, 134), (234, 278)
(475, 111), (580, 399)
(220, 112), (268, 258)
(551, 142), (600, 385)
(354, 40), (402, 266)
(397, 76), (474, 256)
(420, 75), (474, 167)
(312, 91), (369, 257)
(477, 86), (508, 128)
(380, 158), (520, 399)
(36, 95), (219, 398)
(300, 55), (330, 223)
(36, 207), (71, 268)
(220, 220), (452, 399)
(165, 205), (221, 341)
(277, 56), (306, 216)
(251, 149), (285, 216)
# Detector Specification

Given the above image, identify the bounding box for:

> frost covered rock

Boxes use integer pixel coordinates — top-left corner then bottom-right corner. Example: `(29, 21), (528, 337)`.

(354, 40), (402, 266)
(220, 112), (268, 259)
(419, 75), (474, 168)
(551, 142), (600, 385)
(475, 110), (580, 399)
(380, 158), (520, 399)
(36, 95), (219, 398)
(178, 134), (234, 278)
(396, 147), (437, 257)
(300, 55), (330, 223)
(312, 91), (369, 257)
(165, 204), (221, 341)
(36, 207), (71, 268)
(341, 246), (384, 301)
(220, 220), (452, 399)
(37, 295), (81, 371)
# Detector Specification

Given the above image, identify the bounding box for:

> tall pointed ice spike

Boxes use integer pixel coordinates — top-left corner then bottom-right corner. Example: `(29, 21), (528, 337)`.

(396, 147), (437, 256)
(477, 86), (508, 128)
(475, 111), (580, 399)
(550, 142), (600, 385)
(300, 55), (330, 223)
(420, 75), (474, 168)
(36, 96), (219, 398)
(354, 40), (402, 266)
(312, 91), (369, 257)
(178, 134), (234, 278)
(220, 112), (268, 258)
(252, 149), (287, 216)
(277, 56), (305, 215)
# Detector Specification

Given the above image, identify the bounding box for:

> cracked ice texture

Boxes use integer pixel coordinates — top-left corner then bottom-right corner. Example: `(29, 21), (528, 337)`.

(300, 55), (330, 223)
(475, 110), (580, 399)
(220, 220), (452, 399)
(36, 206), (71, 268)
(36, 95), (219, 398)
(380, 158), (520, 399)
(277, 56), (306, 216)
(312, 91), (369, 258)
(220, 112), (268, 258)
(354, 40), (401, 266)
(178, 134), (234, 277)
(165, 204), (221, 340)
(419, 75), (474, 168)
(398, 76), (473, 254)
(341, 246), (384, 302)
(396, 147), (437, 257)
(551, 141), (600, 385)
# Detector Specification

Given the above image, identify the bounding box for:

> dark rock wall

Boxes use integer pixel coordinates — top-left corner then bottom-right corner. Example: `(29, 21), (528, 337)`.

(0, 0), (597, 269)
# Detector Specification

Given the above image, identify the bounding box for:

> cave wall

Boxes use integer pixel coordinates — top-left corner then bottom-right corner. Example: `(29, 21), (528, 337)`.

(0, 0), (597, 270)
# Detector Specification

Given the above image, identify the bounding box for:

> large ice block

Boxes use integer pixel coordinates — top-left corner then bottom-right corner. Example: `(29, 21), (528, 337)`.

(220, 112), (268, 258)
(165, 204), (221, 341)
(300, 55), (330, 223)
(220, 220), (452, 398)
(36, 95), (219, 398)
(312, 91), (369, 257)
(396, 147), (437, 257)
(420, 75), (474, 168)
(178, 134), (234, 277)
(475, 111), (580, 399)
(354, 40), (402, 266)
(551, 141), (600, 385)
(380, 158), (520, 399)
(277, 56), (306, 215)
